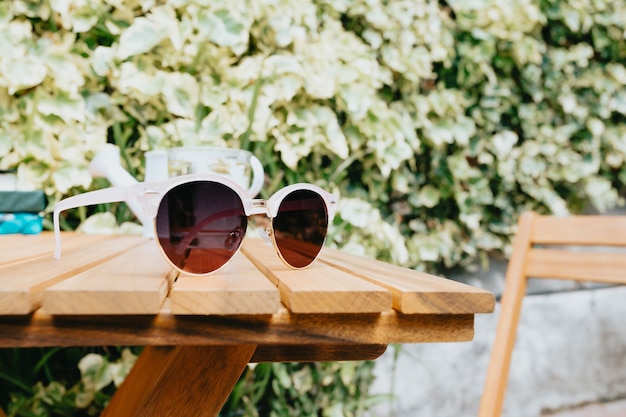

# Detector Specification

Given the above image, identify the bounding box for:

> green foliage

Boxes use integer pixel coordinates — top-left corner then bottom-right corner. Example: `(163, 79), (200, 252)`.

(0, 347), (137, 416)
(222, 362), (380, 417)
(1, 0), (625, 414)
(1, 0), (624, 271)
(0, 348), (378, 417)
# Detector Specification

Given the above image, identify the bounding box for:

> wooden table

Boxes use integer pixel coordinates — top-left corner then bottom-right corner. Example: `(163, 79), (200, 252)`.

(0, 233), (494, 416)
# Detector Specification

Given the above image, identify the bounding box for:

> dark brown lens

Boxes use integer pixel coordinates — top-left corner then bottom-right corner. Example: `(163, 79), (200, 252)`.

(155, 181), (247, 274)
(272, 189), (328, 268)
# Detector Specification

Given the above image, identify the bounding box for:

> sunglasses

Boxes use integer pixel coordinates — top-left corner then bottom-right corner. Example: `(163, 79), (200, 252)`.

(53, 174), (338, 275)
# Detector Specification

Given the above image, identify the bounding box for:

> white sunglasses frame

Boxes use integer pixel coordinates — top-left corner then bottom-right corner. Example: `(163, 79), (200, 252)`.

(53, 173), (339, 275)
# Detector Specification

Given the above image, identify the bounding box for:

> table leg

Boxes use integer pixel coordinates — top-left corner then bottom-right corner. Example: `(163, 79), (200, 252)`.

(104, 345), (257, 417)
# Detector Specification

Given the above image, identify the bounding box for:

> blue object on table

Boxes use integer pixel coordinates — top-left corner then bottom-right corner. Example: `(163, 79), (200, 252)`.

(0, 213), (43, 235)
(0, 190), (46, 234)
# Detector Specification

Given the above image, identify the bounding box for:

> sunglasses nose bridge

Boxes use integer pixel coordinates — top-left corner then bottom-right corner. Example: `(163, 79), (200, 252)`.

(249, 199), (269, 216)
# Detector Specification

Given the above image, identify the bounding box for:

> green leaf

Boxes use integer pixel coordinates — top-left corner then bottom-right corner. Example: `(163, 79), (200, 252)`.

(417, 185), (441, 208)
(1, 56), (47, 94)
(162, 72), (199, 118)
(37, 92), (85, 123)
(0, 132), (12, 156)
(78, 353), (112, 391)
(116, 17), (169, 60)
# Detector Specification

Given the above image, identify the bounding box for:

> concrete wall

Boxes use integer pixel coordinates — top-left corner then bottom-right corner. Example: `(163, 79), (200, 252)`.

(367, 285), (626, 417)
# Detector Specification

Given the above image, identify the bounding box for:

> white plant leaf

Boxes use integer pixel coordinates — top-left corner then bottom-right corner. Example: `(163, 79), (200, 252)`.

(44, 54), (85, 93)
(491, 130), (518, 159)
(117, 62), (165, 101)
(161, 72), (200, 118)
(417, 185), (441, 208)
(117, 17), (169, 60)
(77, 212), (118, 234)
(52, 163), (91, 194)
(37, 92), (86, 123)
(0, 132), (12, 156)
(197, 9), (249, 55)
(77, 353), (113, 393)
(1, 56), (47, 94)
(91, 46), (115, 77)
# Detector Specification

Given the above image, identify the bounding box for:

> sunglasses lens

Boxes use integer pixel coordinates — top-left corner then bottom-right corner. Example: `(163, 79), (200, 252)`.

(155, 181), (247, 274)
(273, 189), (328, 268)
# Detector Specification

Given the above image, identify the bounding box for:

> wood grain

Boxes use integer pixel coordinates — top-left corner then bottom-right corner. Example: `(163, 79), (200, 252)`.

(170, 251), (280, 315)
(105, 345), (257, 417)
(242, 240), (392, 314)
(320, 246), (495, 314)
(0, 234), (146, 315)
(479, 211), (535, 417)
(532, 215), (626, 246)
(42, 240), (174, 315)
(251, 344), (387, 362)
(0, 233), (109, 268)
(526, 248), (626, 283)
(0, 234), (493, 317)
(102, 345), (386, 417)
(0, 307), (475, 347)
(103, 346), (176, 417)
(0, 233), (489, 346)
(479, 212), (626, 417)
(0, 233), (57, 265)
(0, 232), (495, 417)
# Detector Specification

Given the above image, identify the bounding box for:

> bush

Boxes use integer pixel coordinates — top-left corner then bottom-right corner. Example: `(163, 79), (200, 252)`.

(0, 347), (137, 416)
(1, 0), (624, 271)
(1, 0), (624, 414)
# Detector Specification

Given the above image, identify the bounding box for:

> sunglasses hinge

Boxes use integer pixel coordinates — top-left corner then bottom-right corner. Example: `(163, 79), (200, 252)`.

(251, 199), (266, 209)
(249, 199), (268, 215)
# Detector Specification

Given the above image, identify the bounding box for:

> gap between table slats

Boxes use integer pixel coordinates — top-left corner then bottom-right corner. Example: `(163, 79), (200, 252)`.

(170, 252), (281, 315)
(0, 234), (146, 315)
(3, 234), (494, 318)
(241, 239), (392, 314)
(42, 236), (395, 316)
(43, 239), (174, 315)
(319, 246), (495, 314)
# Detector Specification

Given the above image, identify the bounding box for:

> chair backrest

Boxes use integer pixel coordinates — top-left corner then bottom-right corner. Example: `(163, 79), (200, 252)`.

(478, 211), (626, 417)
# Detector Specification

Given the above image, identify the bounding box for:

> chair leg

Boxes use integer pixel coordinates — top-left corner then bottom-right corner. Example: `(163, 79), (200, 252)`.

(103, 345), (257, 417)
(478, 212), (535, 417)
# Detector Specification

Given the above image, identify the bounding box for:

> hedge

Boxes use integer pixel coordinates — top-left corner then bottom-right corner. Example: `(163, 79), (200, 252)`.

(0, 0), (624, 414)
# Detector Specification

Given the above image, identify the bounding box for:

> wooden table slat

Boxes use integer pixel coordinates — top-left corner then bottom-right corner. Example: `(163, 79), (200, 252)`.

(43, 240), (173, 315)
(242, 240), (392, 314)
(170, 252), (281, 315)
(0, 234), (146, 315)
(0, 233), (110, 267)
(320, 247), (495, 314)
(0, 233), (494, 347)
(0, 232), (56, 249)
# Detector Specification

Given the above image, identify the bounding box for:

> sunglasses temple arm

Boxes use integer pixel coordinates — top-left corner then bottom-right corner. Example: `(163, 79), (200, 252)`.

(53, 186), (135, 259)
(329, 193), (339, 220)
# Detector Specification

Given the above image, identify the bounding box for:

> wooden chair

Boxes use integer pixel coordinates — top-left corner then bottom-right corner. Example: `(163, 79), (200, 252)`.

(478, 211), (626, 417)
